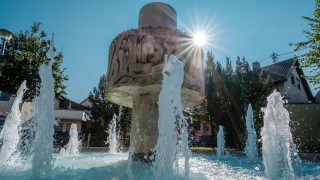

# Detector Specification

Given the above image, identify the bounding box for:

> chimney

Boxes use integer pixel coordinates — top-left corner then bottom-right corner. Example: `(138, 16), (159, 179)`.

(252, 61), (261, 70)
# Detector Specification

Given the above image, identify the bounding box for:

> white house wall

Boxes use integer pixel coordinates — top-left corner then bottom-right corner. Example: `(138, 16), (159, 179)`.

(282, 68), (310, 103)
(55, 110), (87, 121)
(80, 98), (91, 108)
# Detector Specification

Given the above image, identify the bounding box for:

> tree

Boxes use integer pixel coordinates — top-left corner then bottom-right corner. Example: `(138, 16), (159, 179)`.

(291, 0), (320, 88)
(225, 57), (233, 76)
(88, 74), (131, 147)
(204, 51), (273, 149)
(88, 75), (118, 147)
(0, 22), (68, 101)
(117, 106), (131, 148)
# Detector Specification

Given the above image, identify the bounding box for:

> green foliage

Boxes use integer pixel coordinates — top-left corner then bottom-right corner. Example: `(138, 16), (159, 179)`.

(0, 22), (68, 101)
(118, 107), (131, 147)
(291, 0), (320, 88)
(88, 74), (131, 147)
(204, 51), (273, 149)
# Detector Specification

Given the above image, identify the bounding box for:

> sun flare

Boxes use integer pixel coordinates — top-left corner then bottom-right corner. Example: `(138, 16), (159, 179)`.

(193, 32), (207, 46)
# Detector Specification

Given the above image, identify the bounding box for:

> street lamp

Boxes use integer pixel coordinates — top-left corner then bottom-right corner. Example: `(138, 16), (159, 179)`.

(282, 96), (289, 105)
(0, 29), (14, 56)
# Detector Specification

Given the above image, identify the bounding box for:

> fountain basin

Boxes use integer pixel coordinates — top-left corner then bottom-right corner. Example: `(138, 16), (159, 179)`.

(0, 152), (319, 179)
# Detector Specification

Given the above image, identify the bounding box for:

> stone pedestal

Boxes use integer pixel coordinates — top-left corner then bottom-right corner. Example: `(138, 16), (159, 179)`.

(130, 94), (158, 161)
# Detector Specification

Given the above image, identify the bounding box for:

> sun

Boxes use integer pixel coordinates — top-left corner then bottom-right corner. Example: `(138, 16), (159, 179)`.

(193, 32), (207, 47)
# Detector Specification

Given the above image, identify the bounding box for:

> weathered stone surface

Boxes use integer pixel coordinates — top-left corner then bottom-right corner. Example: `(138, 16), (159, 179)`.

(106, 27), (204, 108)
(138, 2), (177, 30)
(130, 94), (158, 157)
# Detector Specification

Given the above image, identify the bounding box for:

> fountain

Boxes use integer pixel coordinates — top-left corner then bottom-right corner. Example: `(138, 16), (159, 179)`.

(0, 3), (319, 180)
(0, 80), (27, 165)
(261, 91), (297, 179)
(105, 2), (204, 161)
(216, 125), (226, 157)
(152, 54), (191, 178)
(107, 106), (123, 153)
(30, 35), (57, 178)
(60, 124), (80, 155)
(244, 104), (258, 161)
(107, 114), (119, 153)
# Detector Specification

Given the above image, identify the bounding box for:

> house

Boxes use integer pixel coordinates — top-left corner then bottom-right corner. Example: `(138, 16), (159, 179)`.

(52, 96), (90, 148)
(254, 59), (319, 150)
(0, 94), (90, 144)
(0, 93), (91, 148)
(253, 58), (314, 103)
(18, 95), (90, 133)
(53, 96), (90, 133)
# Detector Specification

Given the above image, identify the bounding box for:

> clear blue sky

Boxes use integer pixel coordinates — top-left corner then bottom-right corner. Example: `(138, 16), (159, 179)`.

(1, 0), (316, 102)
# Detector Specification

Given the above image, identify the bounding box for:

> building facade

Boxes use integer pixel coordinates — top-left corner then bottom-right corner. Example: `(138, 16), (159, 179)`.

(0, 91), (13, 129)
(255, 58), (314, 103)
(0, 95), (90, 141)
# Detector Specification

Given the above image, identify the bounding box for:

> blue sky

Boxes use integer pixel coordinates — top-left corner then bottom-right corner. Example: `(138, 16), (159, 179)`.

(1, 0), (316, 102)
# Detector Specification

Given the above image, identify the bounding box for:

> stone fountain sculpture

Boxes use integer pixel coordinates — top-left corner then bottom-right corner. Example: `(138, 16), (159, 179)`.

(105, 2), (204, 160)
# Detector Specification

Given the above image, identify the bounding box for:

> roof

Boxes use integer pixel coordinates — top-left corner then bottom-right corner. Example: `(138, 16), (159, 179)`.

(261, 59), (295, 83)
(58, 96), (90, 111)
(80, 97), (89, 105)
(260, 58), (314, 101)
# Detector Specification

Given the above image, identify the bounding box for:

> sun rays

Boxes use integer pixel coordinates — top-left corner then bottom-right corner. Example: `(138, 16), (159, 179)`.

(177, 11), (228, 59)
(193, 31), (208, 47)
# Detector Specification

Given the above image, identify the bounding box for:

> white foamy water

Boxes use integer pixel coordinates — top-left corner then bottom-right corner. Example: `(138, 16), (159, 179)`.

(261, 91), (297, 179)
(30, 35), (57, 178)
(217, 125), (226, 157)
(152, 54), (191, 179)
(244, 103), (258, 161)
(1, 152), (318, 179)
(107, 114), (119, 153)
(0, 80), (27, 165)
(60, 124), (80, 155)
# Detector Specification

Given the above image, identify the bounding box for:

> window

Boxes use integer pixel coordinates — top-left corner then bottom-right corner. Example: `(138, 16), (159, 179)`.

(0, 116), (5, 129)
(55, 122), (63, 131)
(290, 74), (295, 86)
(296, 78), (301, 90)
(0, 91), (10, 101)
(66, 123), (72, 132)
(0, 120), (4, 129)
